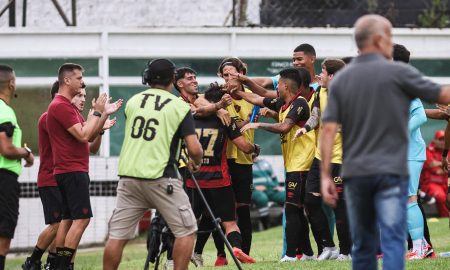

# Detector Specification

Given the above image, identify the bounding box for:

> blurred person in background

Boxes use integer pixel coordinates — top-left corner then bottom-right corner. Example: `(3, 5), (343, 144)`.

(420, 130), (450, 217)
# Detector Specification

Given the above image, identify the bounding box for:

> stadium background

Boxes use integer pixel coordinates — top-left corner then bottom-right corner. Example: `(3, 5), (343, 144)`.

(0, 0), (449, 249)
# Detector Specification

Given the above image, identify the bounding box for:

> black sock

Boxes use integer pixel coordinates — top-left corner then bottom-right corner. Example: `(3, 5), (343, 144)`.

(226, 231), (242, 249)
(298, 206), (314, 256)
(236, 205), (252, 255)
(212, 227), (226, 257)
(55, 247), (64, 269)
(0, 255), (5, 270)
(195, 216), (214, 254)
(46, 252), (57, 267)
(334, 198), (352, 255)
(305, 197), (335, 248)
(285, 204), (301, 257)
(407, 234), (413, 250)
(418, 201), (433, 247)
(30, 245), (45, 263)
(60, 247), (76, 269)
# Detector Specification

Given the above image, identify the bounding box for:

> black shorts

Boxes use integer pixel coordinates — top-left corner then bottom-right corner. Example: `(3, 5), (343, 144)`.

(0, 169), (19, 239)
(186, 186), (236, 222)
(306, 158), (344, 198)
(228, 160), (253, 204)
(285, 171), (308, 206)
(55, 172), (93, 220)
(38, 186), (63, 224)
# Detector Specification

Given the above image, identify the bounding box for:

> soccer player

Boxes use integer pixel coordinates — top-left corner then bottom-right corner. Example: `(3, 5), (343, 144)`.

(251, 43), (320, 99)
(174, 67), (231, 267)
(0, 64), (35, 270)
(174, 67), (231, 124)
(103, 59), (202, 270)
(219, 57), (256, 256)
(238, 68), (315, 262)
(186, 82), (259, 264)
(392, 43), (433, 259)
(47, 63), (122, 270)
(21, 82), (61, 270)
(294, 58), (351, 260)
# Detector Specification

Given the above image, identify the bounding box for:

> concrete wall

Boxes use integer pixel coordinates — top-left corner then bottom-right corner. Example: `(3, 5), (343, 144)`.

(0, 0), (262, 27)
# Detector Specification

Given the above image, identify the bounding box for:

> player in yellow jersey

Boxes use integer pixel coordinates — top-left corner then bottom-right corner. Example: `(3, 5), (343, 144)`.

(294, 58), (351, 260)
(218, 57), (256, 256)
(236, 68), (315, 262)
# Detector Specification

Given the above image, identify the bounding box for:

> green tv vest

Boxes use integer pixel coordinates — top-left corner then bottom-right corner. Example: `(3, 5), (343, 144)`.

(0, 99), (22, 176)
(118, 88), (191, 179)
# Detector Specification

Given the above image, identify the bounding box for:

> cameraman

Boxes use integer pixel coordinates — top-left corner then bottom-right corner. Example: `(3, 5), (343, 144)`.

(103, 59), (202, 270)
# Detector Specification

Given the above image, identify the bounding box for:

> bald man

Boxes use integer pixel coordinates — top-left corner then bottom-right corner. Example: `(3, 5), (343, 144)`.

(320, 14), (450, 270)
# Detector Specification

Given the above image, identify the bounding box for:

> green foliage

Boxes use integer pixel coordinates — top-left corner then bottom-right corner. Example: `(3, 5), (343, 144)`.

(418, 0), (450, 28)
(367, 0), (379, 13)
(6, 218), (450, 269)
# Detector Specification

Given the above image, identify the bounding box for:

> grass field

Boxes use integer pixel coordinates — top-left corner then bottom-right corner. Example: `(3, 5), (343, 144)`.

(7, 218), (450, 269)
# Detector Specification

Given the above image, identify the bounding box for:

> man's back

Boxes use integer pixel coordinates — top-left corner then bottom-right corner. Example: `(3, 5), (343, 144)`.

(325, 53), (440, 177)
(185, 115), (241, 188)
(118, 88), (192, 180)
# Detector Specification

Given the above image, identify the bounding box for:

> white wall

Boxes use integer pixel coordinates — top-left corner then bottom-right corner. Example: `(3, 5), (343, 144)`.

(0, 0), (262, 27)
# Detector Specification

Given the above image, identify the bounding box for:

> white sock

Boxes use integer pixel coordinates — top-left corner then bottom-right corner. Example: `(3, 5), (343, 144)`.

(412, 239), (423, 255)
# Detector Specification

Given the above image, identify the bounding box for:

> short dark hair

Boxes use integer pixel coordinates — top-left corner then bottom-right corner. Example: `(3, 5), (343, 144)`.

(293, 43), (316, 57)
(0, 64), (14, 89)
(174, 67), (196, 91)
(0, 64), (13, 74)
(58, 63), (84, 84)
(321, 58), (346, 76)
(279, 68), (303, 90)
(204, 82), (226, 103)
(393, 44), (410, 63)
(297, 67), (311, 89)
(51, 80), (59, 99)
(218, 57), (248, 76)
(341, 56), (354, 64)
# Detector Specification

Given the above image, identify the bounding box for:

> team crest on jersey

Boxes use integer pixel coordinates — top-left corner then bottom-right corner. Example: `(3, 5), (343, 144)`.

(234, 104), (241, 112)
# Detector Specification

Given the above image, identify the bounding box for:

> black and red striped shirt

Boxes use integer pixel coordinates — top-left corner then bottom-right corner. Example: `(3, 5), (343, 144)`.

(185, 115), (241, 188)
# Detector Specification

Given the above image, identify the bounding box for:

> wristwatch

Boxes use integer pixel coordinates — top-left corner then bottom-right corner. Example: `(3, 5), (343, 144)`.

(23, 144), (32, 157)
(93, 111), (102, 117)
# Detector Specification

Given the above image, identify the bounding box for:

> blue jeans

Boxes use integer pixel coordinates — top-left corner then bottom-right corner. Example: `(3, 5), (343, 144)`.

(344, 174), (408, 270)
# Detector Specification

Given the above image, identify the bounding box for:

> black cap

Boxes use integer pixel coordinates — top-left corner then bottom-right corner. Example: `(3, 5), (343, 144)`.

(142, 59), (176, 85)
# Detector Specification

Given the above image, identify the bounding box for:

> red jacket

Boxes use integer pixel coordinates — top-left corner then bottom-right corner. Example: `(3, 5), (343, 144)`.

(420, 142), (448, 190)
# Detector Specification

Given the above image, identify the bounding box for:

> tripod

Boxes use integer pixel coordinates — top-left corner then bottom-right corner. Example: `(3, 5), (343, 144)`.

(144, 155), (244, 270)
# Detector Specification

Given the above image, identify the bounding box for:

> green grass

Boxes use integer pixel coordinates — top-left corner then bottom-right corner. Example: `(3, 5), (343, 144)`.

(6, 218), (450, 269)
